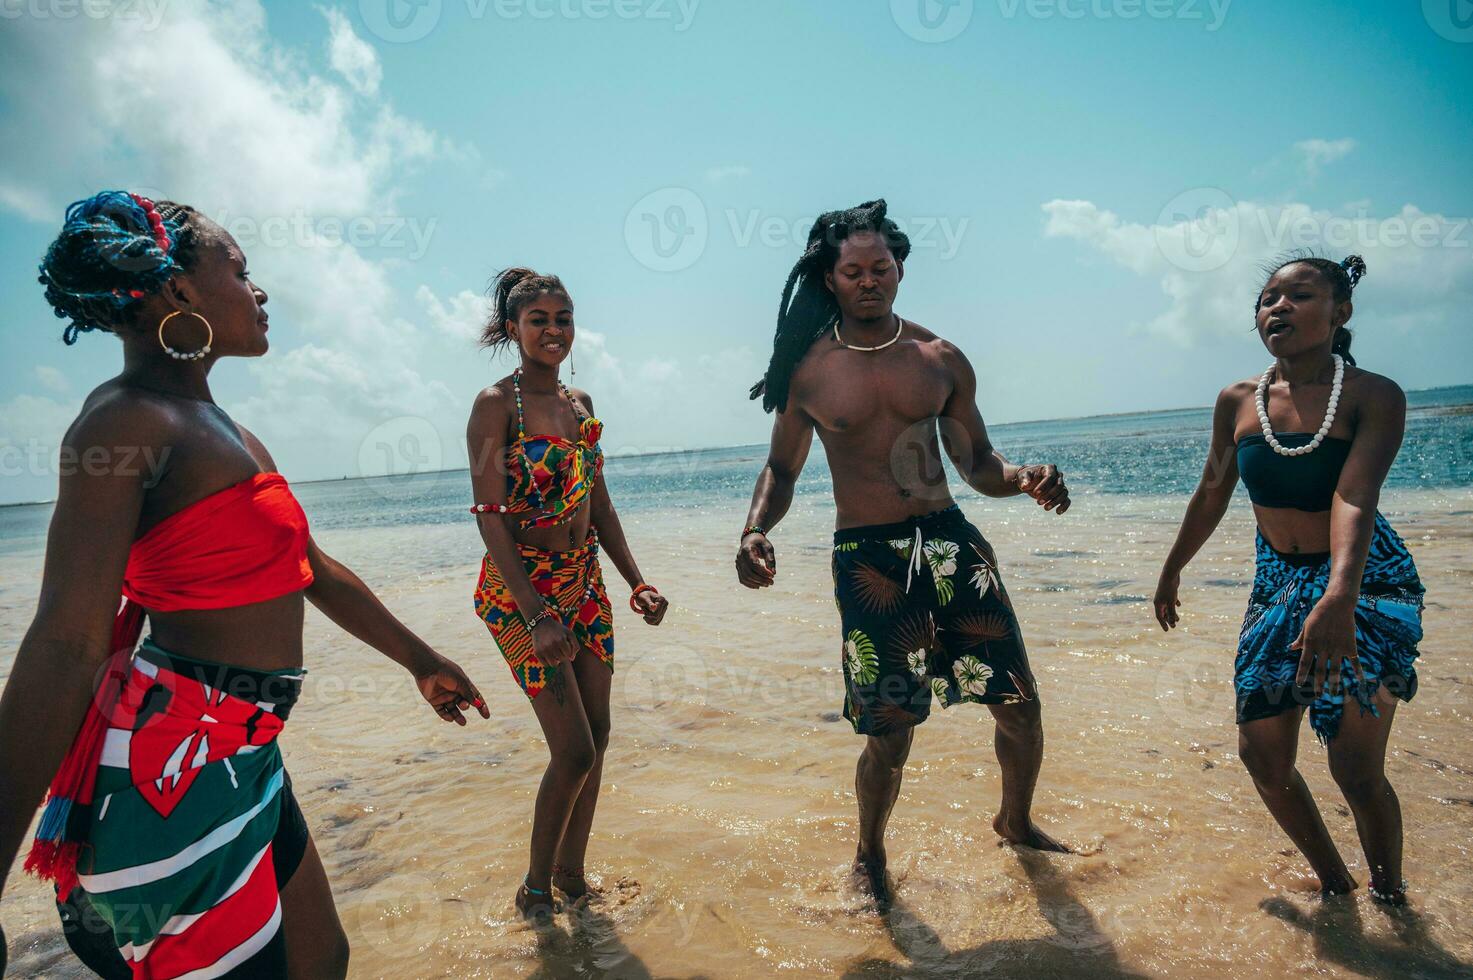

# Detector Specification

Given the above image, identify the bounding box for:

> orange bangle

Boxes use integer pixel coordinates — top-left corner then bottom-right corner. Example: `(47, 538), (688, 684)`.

(629, 583), (657, 612)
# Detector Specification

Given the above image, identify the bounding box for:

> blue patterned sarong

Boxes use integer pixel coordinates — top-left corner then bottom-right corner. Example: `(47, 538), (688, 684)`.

(1236, 512), (1424, 743)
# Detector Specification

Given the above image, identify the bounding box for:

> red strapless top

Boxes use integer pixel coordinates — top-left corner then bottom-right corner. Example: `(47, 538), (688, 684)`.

(120, 471), (313, 628)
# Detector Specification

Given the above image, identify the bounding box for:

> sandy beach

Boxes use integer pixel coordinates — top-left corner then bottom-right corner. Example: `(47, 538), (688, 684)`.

(3, 484), (1470, 979)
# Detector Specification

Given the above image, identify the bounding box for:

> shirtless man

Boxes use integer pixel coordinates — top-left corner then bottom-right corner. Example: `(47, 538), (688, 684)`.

(736, 199), (1072, 907)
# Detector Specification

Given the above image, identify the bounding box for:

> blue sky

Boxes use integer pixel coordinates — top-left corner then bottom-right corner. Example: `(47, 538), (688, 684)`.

(1, 0), (1470, 503)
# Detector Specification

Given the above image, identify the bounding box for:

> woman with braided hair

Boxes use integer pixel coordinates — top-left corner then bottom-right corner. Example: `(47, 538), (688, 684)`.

(1155, 252), (1425, 905)
(736, 199), (1075, 908)
(466, 267), (668, 921)
(0, 191), (490, 978)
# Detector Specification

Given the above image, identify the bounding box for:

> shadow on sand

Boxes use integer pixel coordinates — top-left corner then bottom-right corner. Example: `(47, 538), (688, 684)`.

(841, 849), (1149, 980)
(524, 899), (711, 980)
(1259, 894), (1472, 979)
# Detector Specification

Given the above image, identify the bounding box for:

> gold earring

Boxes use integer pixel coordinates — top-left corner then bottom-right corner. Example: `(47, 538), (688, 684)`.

(158, 311), (213, 362)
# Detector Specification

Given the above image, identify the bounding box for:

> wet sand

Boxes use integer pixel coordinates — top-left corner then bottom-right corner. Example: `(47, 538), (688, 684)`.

(3, 488), (1471, 978)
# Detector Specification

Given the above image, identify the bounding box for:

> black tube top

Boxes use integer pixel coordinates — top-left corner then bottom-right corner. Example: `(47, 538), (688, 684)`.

(1236, 432), (1351, 512)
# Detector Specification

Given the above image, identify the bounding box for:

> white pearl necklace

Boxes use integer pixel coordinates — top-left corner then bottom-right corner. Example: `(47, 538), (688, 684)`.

(1255, 353), (1343, 456)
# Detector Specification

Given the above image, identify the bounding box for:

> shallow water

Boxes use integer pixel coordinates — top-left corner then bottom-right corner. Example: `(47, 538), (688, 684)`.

(3, 486), (1471, 979)
(3, 391), (1472, 978)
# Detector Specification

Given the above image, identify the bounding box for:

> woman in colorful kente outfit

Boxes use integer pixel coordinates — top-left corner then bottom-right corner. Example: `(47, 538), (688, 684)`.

(1155, 253), (1425, 906)
(0, 192), (489, 979)
(467, 267), (668, 920)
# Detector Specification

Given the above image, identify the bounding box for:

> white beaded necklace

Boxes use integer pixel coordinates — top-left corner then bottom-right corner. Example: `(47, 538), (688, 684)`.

(1255, 353), (1344, 457)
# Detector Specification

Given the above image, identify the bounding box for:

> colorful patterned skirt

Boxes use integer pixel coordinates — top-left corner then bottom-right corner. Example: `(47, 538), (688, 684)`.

(60, 638), (306, 978)
(474, 531), (615, 700)
(1236, 512), (1425, 743)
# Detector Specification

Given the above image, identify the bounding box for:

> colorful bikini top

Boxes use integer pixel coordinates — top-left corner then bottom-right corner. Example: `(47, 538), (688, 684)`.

(123, 471), (314, 615)
(502, 369), (604, 529)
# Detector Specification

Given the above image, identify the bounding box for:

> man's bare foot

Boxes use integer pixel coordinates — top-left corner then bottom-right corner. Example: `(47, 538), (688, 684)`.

(515, 881), (561, 922)
(1319, 872), (1359, 898)
(852, 851), (895, 911)
(994, 813), (1073, 853)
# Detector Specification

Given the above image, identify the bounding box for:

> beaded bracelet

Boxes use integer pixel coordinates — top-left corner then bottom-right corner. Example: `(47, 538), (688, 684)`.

(741, 524), (767, 539)
(470, 503), (510, 514)
(525, 607), (555, 632)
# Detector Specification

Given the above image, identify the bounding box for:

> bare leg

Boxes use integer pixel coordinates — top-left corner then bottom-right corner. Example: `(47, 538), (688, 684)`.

(280, 834), (350, 979)
(520, 666), (598, 919)
(854, 728), (913, 908)
(1328, 691), (1404, 904)
(989, 699), (1070, 852)
(1238, 708), (1356, 894)
(552, 654), (613, 902)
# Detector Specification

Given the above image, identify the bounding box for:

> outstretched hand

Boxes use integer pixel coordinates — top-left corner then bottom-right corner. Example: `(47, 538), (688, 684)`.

(736, 532), (776, 589)
(414, 653), (489, 726)
(1016, 464), (1071, 514)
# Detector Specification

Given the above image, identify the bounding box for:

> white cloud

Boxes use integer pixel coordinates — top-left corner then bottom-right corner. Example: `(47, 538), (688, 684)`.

(417, 285), (490, 343)
(322, 6), (382, 97)
(559, 331), (765, 454)
(1293, 138), (1356, 179)
(705, 164), (751, 183)
(0, 0), (477, 489)
(1042, 196), (1473, 345)
(34, 366), (69, 394)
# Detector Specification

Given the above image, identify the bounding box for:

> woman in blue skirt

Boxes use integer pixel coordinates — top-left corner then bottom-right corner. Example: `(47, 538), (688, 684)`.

(1154, 252), (1424, 906)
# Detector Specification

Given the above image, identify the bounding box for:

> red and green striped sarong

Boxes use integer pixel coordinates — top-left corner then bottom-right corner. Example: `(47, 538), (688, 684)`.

(43, 639), (304, 978)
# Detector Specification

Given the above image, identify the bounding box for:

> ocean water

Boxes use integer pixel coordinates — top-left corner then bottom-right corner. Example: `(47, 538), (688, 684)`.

(7, 385), (1467, 550)
(2, 386), (1472, 979)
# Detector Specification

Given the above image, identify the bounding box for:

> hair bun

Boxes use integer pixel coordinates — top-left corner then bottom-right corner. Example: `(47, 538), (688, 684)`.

(1339, 254), (1367, 289)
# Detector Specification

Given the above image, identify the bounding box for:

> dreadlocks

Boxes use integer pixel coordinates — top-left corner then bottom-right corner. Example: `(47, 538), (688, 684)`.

(1256, 250), (1367, 366)
(38, 191), (207, 345)
(749, 199), (912, 413)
